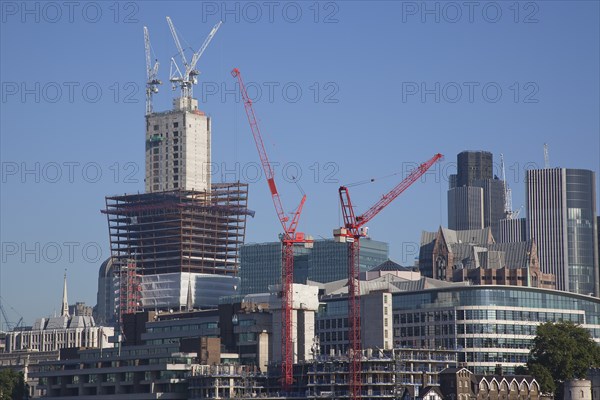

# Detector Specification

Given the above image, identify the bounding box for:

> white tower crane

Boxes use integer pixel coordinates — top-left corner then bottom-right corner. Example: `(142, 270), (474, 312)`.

(166, 17), (222, 100)
(144, 26), (162, 115)
(500, 153), (521, 219)
(544, 143), (550, 168)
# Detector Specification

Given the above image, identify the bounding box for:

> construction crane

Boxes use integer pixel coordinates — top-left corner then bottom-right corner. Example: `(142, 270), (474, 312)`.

(334, 153), (443, 400)
(231, 68), (312, 392)
(166, 17), (222, 100)
(501, 153), (513, 219)
(500, 153), (522, 220)
(144, 26), (162, 115)
(0, 297), (24, 332)
(544, 143), (550, 168)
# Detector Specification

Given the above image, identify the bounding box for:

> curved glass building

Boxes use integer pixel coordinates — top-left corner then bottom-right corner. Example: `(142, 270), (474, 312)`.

(392, 285), (600, 374)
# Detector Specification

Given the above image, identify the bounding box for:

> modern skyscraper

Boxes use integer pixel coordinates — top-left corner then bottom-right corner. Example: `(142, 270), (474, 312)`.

(105, 184), (252, 311)
(240, 238), (389, 295)
(498, 218), (527, 243)
(448, 186), (484, 230)
(526, 168), (599, 296)
(456, 150), (493, 187)
(145, 97), (211, 193)
(448, 151), (505, 238)
(474, 178), (506, 234)
(106, 87), (252, 311)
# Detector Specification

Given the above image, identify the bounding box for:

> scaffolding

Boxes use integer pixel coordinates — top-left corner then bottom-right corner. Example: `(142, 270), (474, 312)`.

(104, 184), (252, 278)
(116, 261), (141, 324)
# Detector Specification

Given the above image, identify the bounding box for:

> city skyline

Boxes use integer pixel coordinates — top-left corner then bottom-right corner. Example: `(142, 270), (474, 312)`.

(1, 2), (599, 324)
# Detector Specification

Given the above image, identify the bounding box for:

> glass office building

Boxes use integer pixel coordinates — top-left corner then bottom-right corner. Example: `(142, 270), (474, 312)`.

(526, 168), (599, 296)
(308, 238), (389, 284)
(240, 239), (389, 295)
(392, 285), (600, 374)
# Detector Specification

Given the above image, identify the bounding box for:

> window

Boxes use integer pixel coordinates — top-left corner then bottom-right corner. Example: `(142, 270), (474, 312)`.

(174, 122), (179, 128)
(153, 125), (159, 131)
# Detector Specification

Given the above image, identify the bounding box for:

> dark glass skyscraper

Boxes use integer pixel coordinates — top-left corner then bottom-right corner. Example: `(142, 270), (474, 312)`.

(526, 168), (599, 296)
(456, 150), (493, 187)
(448, 151), (505, 238)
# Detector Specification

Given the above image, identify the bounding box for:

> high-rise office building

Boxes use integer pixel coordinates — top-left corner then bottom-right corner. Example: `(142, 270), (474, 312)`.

(498, 218), (527, 243)
(448, 186), (484, 230)
(526, 168), (599, 296)
(456, 150), (493, 187)
(145, 97), (211, 193)
(240, 238), (389, 295)
(105, 90), (253, 311)
(239, 242), (312, 296)
(448, 151), (505, 238)
(105, 184), (252, 310)
(308, 238), (389, 284)
(474, 178), (506, 234)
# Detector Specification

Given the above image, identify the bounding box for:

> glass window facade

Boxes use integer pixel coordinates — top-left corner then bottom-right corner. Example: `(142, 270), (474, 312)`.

(391, 285), (600, 375)
(240, 239), (388, 294)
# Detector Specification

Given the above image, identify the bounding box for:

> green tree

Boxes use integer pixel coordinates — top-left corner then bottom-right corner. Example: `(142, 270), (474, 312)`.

(527, 321), (600, 396)
(0, 368), (26, 400)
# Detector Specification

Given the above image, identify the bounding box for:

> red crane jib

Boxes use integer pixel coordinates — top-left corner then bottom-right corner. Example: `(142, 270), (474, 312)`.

(341, 153), (443, 232)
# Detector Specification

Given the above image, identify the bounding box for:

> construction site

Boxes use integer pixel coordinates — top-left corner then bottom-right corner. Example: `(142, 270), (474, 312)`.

(24, 16), (567, 400)
(97, 17), (447, 400)
(187, 348), (457, 399)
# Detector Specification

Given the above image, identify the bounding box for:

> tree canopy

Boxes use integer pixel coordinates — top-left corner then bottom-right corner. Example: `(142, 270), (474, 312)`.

(0, 368), (26, 400)
(527, 321), (600, 395)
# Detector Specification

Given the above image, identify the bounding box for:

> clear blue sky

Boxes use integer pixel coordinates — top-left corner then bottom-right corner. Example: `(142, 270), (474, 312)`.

(1, 1), (599, 325)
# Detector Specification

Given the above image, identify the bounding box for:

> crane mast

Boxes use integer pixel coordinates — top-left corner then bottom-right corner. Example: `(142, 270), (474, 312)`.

(166, 17), (222, 100)
(232, 68), (311, 392)
(544, 143), (550, 169)
(500, 153), (513, 218)
(334, 153), (443, 400)
(143, 26), (161, 115)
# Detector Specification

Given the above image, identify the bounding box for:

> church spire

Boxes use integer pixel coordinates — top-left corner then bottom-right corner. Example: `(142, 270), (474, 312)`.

(61, 269), (69, 317)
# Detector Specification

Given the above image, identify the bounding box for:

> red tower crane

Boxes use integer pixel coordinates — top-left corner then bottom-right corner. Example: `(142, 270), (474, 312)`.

(334, 153), (443, 400)
(232, 68), (311, 392)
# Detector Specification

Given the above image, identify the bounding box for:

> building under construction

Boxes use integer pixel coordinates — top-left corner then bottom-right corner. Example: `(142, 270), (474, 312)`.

(103, 183), (253, 312)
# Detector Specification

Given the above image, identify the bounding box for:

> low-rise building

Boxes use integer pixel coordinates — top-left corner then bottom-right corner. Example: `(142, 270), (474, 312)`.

(33, 344), (196, 398)
(439, 367), (546, 400)
(5, 275), (113, 353)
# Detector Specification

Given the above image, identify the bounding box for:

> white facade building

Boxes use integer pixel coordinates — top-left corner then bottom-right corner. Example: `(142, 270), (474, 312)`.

(6, 274), (114, 352)
(268, 283), (319, 364)
(145, 97), (211, 193)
